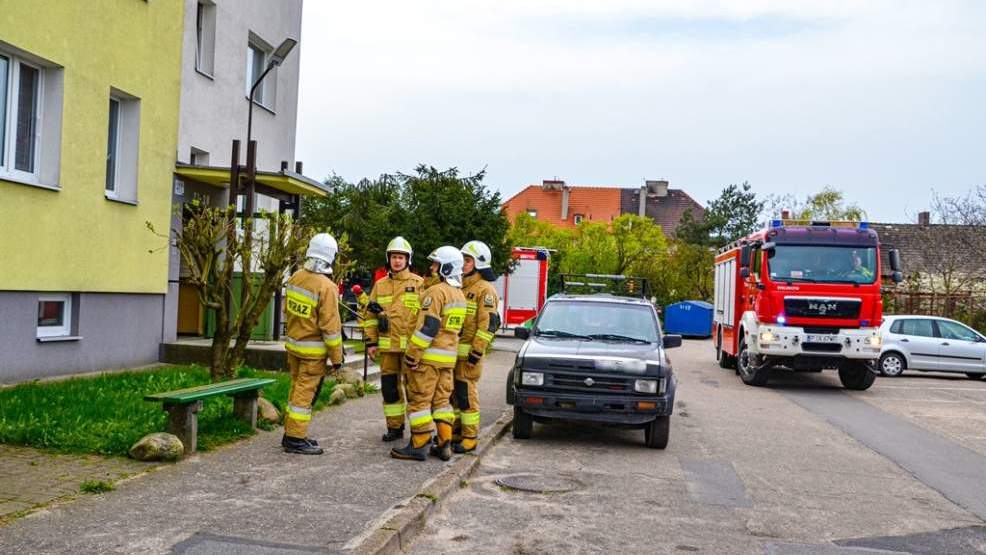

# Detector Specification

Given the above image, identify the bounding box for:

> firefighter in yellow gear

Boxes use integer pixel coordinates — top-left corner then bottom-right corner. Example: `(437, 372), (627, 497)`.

(451, 241), (500, 453)
(282, 233), (345, 455)
(391, 246), (467, 461)
(363, 236), (424, 442)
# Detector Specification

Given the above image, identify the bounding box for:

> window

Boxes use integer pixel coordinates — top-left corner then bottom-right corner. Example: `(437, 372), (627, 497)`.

(766, 245), (877, 284)
(897, 319), (936, 338)
(105, 90), (140, 203)
(526, 209), (537, 219)
(938, 320), (982, 342)
(574, 214), (584, 225)
(37, 294), (71, 338)
(190, 147), (210, 166)
(0, 47), (63, 188)
(245, 33), (279, 110)
(195, 1), (217, 76)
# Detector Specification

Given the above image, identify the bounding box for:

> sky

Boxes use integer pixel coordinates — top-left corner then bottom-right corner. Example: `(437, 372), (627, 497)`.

(295, 1), (986, 223)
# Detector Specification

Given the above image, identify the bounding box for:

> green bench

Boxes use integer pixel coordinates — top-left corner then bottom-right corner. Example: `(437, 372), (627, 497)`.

(144, 378), (276, 455)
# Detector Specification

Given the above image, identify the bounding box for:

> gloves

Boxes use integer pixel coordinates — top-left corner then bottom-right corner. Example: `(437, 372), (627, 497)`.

(367, 301), (385, 314)
(377, 314), (390, 333)
(467, 351), (482, 366)
(404, 354), (419, 369)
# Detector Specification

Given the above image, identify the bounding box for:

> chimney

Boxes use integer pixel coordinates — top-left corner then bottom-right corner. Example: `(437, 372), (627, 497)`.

(646, 179), (669, 197)
(561, 187), (570, 221)
(917, 211), (930, 225)
(295, 161), (303, 174)
(638, 186), (646, 217)
(542, 179), (565, 191)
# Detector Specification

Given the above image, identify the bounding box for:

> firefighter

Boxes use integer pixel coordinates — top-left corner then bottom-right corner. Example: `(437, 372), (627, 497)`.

(282, 233), (345, 455)
(451, 241), (500, 453)
(363, 236), (424, 441)
(391, 246), (467, 462)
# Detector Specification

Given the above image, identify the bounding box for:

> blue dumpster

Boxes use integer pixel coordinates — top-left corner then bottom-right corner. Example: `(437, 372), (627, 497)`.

(663, 301), (713, 338)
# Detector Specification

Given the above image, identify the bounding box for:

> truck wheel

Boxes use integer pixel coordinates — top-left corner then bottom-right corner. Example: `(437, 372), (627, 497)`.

(737, 338), (769, 387)
(717, 330), (736, 369)
(644, 416), (670, 449)
(512, 406), (533, 439)
(839, 361), (877, 390)
(505, 369), (516, 405)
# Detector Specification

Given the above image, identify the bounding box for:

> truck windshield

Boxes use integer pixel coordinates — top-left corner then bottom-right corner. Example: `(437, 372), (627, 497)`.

(766, 246), (877, 284)
(534, 301), (659, 343)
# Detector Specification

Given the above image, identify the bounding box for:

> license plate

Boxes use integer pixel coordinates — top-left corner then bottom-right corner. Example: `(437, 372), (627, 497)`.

(806, 334), (839, 343)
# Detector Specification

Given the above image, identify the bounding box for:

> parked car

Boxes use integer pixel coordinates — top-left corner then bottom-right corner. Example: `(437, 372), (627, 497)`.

(509, 291), (681, 449)
(879, 315), (986, 379)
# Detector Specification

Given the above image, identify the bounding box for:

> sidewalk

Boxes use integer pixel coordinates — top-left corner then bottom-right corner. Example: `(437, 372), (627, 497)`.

(0, 350), (515, 554)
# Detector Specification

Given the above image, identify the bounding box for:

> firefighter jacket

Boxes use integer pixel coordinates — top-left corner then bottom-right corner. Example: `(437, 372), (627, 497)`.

(421, 273), (441, 292)
(405, 280), (467, 369)
(284, 269), (344, 365)
(362, 269), (424, 353)
(458, 271), (500, 362)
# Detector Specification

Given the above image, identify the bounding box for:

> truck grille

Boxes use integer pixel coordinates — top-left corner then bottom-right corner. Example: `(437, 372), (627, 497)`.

(802, 342), (843, 353)
(784, 298), (860, 319)
(547, 372), (630, 394)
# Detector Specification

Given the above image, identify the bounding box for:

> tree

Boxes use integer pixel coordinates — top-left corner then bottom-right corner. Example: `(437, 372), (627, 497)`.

(154, 200), (312, 381)
(766, 186), (865, 221)
(506, 212), (574, 295)
(677, 182), (766, 247)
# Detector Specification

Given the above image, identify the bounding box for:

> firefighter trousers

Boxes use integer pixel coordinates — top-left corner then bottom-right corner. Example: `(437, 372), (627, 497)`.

(285, 354), (327, 439)
(379, 352), (407, 429)
(452, 359), (482, 448)
(405, 363), (454, 447)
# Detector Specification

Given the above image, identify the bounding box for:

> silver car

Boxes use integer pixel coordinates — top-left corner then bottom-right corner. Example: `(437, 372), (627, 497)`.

(879, 315), (986, 379)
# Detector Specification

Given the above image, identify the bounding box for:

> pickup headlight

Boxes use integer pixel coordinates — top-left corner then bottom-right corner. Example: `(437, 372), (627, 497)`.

(522, 372), (544, 386)
(634, 379), (658, 394)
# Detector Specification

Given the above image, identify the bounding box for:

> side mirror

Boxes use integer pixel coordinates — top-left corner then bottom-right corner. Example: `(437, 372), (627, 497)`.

(514, 327), (530, 340)
(663, 334), (682, 349)
(739, 245), (752, 268)
(889, 249), (902, 272)
(740, 268), (751, 279)
(891, 271), (903, 284)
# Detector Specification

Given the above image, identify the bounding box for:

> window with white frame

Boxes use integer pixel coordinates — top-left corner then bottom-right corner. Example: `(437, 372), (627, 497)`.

(526, 209), (537, 219)
(195, 1), (216, 76)
(574, 214), (584, 225)
(245, 35), (276, 109)
(0, 46), (63, 188)
(37, 294), (71, 338)
(105, 90), (140, 202)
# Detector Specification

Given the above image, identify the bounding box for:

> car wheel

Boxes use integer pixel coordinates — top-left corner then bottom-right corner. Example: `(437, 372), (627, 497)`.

(879, 352), (906, 377)
(512, 406), (533, 439)
(839, 361), (877, 390)
(965, 372), (985, 381)
(644, 415), (670, 449)
(737, 337), (769, 386)
(505, 369), (516, 405)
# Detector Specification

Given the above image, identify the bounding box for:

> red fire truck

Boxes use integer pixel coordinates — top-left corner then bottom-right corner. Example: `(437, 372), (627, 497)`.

(713, 219), (902, 390)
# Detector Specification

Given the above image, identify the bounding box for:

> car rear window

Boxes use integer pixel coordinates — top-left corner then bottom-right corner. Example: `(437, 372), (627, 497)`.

(896, 319), (936, 338)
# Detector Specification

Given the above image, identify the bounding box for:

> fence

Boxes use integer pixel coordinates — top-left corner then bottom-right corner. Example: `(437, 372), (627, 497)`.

(884, 291), (986, 333)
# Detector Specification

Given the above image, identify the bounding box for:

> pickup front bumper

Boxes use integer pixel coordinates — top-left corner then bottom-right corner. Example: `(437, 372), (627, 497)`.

(514, 382), (676, 426)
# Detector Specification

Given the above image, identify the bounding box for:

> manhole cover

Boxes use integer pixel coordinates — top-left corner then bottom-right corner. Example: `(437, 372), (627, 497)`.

(495, 474), (581, 493)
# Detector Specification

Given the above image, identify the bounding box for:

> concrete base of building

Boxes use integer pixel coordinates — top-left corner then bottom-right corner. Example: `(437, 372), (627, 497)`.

(0, 291), (165, 384)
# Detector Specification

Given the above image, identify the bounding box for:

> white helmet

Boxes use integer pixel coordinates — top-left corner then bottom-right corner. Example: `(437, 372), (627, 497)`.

(427, 245), (464, 288)
(306, 233), (338, 265)
(460, 240), (492, 271)
(386, 236), (413, 266)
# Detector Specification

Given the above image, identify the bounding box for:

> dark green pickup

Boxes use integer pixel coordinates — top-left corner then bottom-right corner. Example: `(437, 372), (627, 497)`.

(144, 378), (276, 455)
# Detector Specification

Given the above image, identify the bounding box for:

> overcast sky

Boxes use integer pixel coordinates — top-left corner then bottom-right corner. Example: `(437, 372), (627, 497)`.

(295, 1), (985, 223)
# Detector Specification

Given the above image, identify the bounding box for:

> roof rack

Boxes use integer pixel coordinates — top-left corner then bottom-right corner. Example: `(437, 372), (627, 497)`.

(560, 273), (651, 299)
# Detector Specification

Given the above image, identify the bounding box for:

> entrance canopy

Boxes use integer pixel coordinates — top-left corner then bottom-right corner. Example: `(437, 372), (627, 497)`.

(175, 163), (330, 200)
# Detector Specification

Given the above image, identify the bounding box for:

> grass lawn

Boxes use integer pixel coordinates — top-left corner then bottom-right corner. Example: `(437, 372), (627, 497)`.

(0, 365), (341, 456)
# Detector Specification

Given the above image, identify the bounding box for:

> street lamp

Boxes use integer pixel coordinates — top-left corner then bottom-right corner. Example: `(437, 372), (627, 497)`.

(246, 37), (297, 146)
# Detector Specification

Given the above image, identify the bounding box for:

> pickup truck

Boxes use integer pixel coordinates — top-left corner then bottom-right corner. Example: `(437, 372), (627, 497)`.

(508, 292), (681, 449)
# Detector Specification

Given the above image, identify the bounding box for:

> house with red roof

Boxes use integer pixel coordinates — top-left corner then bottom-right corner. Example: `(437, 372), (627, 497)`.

(502, 179), (704, 236)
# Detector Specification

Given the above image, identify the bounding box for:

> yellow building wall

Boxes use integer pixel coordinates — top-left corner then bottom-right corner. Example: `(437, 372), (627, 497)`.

(0, 0), (184, 294)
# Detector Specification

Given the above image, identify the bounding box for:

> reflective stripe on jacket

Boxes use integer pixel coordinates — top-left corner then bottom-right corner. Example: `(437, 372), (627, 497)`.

(285, 269), (344, 364)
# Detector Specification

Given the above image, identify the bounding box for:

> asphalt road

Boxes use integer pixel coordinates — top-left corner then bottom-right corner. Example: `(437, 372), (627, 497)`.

(408, 339), (986, 555)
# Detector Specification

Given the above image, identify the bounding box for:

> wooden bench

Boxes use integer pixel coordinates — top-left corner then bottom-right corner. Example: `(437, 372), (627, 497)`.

(144, 378), (276, 455)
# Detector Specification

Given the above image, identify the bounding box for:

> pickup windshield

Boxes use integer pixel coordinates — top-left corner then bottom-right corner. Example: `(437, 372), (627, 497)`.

(534, 301), (658, 343)
(767, 246), (877, 285)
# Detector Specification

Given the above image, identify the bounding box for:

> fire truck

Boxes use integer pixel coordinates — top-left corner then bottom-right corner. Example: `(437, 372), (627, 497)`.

(713, 219), (902, 390)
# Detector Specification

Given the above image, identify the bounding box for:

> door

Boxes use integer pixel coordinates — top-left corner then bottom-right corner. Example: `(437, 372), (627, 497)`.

(893, 318), (941, 370)
(177, 283), (203, 335)
(934, 320), (986, 373)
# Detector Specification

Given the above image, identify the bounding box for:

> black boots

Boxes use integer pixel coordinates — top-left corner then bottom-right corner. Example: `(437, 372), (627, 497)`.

(391, 433), (431, 461)
(381, 426), (405, 442)
(282, 435), (324, 455)
(430, 440), (452, 461)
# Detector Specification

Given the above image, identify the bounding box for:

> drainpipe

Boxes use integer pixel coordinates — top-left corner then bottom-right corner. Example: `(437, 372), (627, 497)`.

(638, 186), (646, 217)
(561, 187), (570, 221)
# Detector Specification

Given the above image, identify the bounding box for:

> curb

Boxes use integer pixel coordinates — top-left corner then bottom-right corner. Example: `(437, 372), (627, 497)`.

(344, 408), (514, 554)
